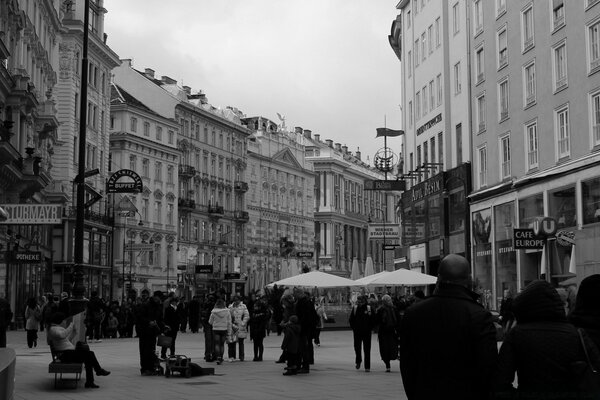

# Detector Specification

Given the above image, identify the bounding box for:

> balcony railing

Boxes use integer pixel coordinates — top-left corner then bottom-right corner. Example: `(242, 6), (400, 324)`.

(234, 211), (249, 222)
(178, 198), (196, 209)
(208, 205), (224, 216)
(234, 181), (249, 193)
(178, 164), (196, 177)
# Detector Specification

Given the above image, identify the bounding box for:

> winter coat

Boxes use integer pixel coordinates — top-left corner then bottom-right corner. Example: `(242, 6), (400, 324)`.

(25, 305), (41, 330)
(48, 322), (75, 351)
(400, 283), (498, 400)
(229, 302), (250, 339)
(209, 306), (232, 333)
(295, 295), (318, 338)
(249, 301), (271, 340)
(349, 303), (374, 334)
(164, 305), (180, 335)
(281, 321), (301, 354)
(494, 280), (600, 399)
(569, 274), (600, 350)
(134, 298), (164, 338)
(376, 304), (399, 362)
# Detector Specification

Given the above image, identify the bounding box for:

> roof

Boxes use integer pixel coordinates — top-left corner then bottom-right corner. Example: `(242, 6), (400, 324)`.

(110, 83), (163, 118)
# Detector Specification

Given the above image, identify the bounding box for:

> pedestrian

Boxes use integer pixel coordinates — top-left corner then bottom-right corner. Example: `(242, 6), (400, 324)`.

(570, 274), (600, 348)
(86, 291), (105, 342)
(134, 290), (164, 375)
(349, 294), (374, 372)
(177, 298), (188, 333)
(208, 298), (232, 365)
(494, 279), (600, 399)
(314, 297), (327, 346)
(275, 290), (296, 364)
(161, 295), (179, 359)
(248, 295), (271, 361)
(47, 312), (111, 388)
(188, 295), (200, 333)
(400, 254), (498, 400)
(0, 294), (11, 348)
(228, 295), (250, 362)
(281, 315), (301, 376)
(104, 311), (118, 339)
(375, 294), (399, 372)
(38, 295), (47, 332)
(24, 297), (41, 348)
(200, 294), (216, 362)
(295, 290), (319, 374)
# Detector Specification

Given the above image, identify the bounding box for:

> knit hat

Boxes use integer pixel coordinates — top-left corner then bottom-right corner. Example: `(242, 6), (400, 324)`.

(513, 280), (566, 324)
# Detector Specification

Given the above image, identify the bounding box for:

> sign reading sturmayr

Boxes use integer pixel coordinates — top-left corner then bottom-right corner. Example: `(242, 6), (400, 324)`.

(1, 204), (62, 224)
(106, 169), (143, 193)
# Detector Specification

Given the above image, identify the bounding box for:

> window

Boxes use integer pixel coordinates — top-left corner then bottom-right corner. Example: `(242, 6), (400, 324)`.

(415, 39), (420, 66)
(454, 62), (461, 94)
(499, 78), (509, 121)
(156, 126), (163, 141)
(417, 145), (422, 181)
(129, 156), (136, 171)
(588, 20), (600, 72)
(408, 101), (413, 127)
(436, 74), (443, 105)
(476, 45), (485, 83)
(553, 0), (565, 30)
(477, 94), (486, 132)
(130, 117), (137, 132)
(408, 51), (412, 77)
(456, 123), (463, 164)
(167, 204), (173, 225)
(500, 135), (511, 179)
(555, 106), (570, 159)
(525, 121), (539, 170)
(438, 132), (444, 168)
(582, 177), (600, 225)
(406, 10), (411, 29)
(591, 91), (600, 146)
(428, 25), (433, 54)
(155, 162), (162, 181)
(498, 26), (508, 68)
(522, 5), (534, 51)
(474, 0), (483, 35)
(167, 165), (174, 184)
(553, 41), (568, 90)
(422, 85), (428, 115)
(430, 137), (436, 165)
(429, 80), (435, 111)
(497, 0), (506, 16)
(142, 159), (149, 178)
(524, 61), (536, 106)
(421, 32), (427, 62)
(435, 18), (441, 47)
(416, 91), (421, 120)
(168, 130), (174, 144)
(453, 2), (460, 34)
(143, 121), (150, 137)
(478, 145), (488, 188)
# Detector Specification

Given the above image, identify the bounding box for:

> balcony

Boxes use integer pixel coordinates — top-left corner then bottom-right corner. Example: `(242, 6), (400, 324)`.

(234, 211), (249, 223)
(178, 198), (196, 210)
(178, 164), (196, 178)
(234, 181), (249, 193)
(208, 205), (224, 218)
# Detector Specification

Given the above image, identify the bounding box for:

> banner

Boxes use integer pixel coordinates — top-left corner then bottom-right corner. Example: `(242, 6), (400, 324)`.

(376, 128), (404, 138)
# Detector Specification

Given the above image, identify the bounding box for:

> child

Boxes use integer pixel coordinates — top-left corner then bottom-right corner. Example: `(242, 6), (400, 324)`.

(281, 315), (301, 376)
(105, 311), (118, 338)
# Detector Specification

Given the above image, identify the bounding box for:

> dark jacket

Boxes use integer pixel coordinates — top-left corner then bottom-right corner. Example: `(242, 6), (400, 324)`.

(400, 283), (498, 400)
(569, 274), (600, 350)
(495, 280), (600, 399)
(134, 298), (164, 338)
(249, 300), (271, 340)
(163, 305), (179, 336)
(281, 321), (301, 354)
(349, 303), (374, 334)
(295, 295), (318, 338)
(0, 297), (12, 328)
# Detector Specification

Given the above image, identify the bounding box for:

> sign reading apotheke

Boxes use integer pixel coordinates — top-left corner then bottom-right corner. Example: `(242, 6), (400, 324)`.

(106, 169), (143, 193)
(1, 204), (62, 224)
(368, 224), (401, 240)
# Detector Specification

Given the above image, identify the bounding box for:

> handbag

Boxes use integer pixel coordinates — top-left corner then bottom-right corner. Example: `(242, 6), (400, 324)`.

(157, 334), (172, 348)
(573, 328), (600, 393)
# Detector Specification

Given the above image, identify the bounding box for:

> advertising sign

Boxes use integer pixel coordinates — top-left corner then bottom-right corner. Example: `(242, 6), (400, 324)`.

(368, 224), (401, 240)
(106, 169), (143, 193)
(513, 229), (545, 249)
(12, 251), (42, 263)
(195, 265), (213, 274)
(1, 204), (62, 224)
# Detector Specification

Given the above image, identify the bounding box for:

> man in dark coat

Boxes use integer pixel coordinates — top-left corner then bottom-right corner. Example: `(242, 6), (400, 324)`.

(349, 294), (374, 372)
(188, 295), (200, 333)
(134, 290), (164, 375)
(86, 291), (105, 342)
(161, 296), (179, 359)
(399, 254), (498, 400)
(294, 290), (318, 373)
(0, 295), (13, 348)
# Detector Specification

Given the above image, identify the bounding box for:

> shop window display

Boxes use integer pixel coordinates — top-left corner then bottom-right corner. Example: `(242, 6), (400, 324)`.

(428, 195), (441, 237)
(495, 202), (516, 307)
(414, 200), (426, 241)
(448, 188), (466, 233)
(519, 193), (544, 286)
(472, 208), (492, 309)
(582, 177), (600, 224)
(548, 186), (576, 228)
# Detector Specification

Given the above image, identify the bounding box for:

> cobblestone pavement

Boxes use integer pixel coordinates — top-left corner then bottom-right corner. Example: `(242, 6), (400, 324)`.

(6, 329), (406, 400)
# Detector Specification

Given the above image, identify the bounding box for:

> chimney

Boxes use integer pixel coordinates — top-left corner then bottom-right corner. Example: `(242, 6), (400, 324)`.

(121, 58), (133, 67)
(326, 139), (333, 148)
(355, 147), (361, 160)
(335, 143), (341, 151)
(144, 68), (155, 79)
(342, 145), (348, 154)
(314, 134), (320, 142)
(161, 75), (177, 85)
(183, 86), (191, 95)
(303, 129), (312, 139)
(294, 126), (303, 134)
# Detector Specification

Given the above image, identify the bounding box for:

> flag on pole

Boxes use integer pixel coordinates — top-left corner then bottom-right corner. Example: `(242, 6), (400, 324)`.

(376, 128), (404, 138)
(540, 244), (547, 276)
(568, 245), (577, 274)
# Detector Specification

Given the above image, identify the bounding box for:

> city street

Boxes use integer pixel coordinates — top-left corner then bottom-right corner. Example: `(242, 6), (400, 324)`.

(7, 329), (406, 400)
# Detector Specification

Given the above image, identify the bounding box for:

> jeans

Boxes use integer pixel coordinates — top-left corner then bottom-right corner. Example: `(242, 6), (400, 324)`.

(213, 330), (227, 361)
(353, 330), (372, 370)
(228, 338), (245, 360)
(253, 336), (264, 360)
(138, 334), (157, 372)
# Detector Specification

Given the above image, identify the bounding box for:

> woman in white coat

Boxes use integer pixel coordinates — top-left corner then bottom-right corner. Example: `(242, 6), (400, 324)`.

(228, 295), (250, 362)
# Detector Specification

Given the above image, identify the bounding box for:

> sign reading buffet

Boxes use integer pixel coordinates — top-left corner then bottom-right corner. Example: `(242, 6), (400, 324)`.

(1, 204), (62, 224)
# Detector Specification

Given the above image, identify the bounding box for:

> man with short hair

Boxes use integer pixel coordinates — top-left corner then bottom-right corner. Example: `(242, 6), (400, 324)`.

(399, 254), (498, 400)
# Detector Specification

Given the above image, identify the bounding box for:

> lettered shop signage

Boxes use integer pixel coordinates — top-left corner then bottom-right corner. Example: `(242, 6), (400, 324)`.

(1, 204), (62, 224)
(106, 169), (143, 193)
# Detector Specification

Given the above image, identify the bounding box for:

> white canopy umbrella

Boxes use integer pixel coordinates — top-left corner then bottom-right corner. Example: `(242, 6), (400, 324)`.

(350, 258), (360, 280)
(368, 268), (437, 286)
(266, 270), (357, 288)
(364, 256), (374, 278)
(353, 270), (391, 286)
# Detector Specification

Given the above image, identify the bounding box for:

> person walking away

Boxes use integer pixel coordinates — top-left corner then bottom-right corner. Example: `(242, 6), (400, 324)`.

(349, 294), (374, 372)
(208, 298), (232, 365)
(249, 295), (271, 361)
(400, 254), (498, 400)
(161, 295), (179, 359)
(200, 294), (216, 361)
(295, 290), (318, 373)
(134, 290), (164, 375)
(24, 297), (41, 348)
(176, 299), (188, 333)
(494, 279), (600, 399)
(86, 291), (105, 342)
(281, 315), (301, 376)
(38, 295), (47, 332)
(188, 295), (200, 333)
(375, 294), (400, 372)
(314, 297), (327, 346)
(47, 312), (110, 388)
(275, 290), (296, 364)
(228, 295), (250, 361)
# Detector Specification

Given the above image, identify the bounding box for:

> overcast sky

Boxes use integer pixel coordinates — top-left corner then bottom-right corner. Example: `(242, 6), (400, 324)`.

(104, 0), (403, 166)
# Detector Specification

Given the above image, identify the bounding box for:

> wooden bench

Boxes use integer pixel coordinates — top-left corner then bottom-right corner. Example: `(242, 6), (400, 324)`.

(48, 344), (83, 389)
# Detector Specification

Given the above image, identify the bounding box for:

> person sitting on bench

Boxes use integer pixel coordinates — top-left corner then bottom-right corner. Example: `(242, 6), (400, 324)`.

(47, 312), (111, 388)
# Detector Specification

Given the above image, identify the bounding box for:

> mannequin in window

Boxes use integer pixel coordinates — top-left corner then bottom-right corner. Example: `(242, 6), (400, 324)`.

(558, 213), (566, 228)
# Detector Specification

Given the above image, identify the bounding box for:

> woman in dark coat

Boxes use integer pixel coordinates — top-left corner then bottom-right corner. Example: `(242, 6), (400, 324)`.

(494, 280), (600, 399)
(248, 296), (271, 361)
(569, 274), (600, 349)
(375, 294), (399, 372)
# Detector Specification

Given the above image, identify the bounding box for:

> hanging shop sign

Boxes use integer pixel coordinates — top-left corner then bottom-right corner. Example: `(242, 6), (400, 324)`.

(1, 204), (62, 224)
(106, 169), (143, 193)
(195, 265), (213, 274)
(11, 251), (42, 263)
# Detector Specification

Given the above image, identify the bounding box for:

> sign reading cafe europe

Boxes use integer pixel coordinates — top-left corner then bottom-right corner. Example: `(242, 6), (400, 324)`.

(1, 204), (62, 224)
(106, 169), (143, 194)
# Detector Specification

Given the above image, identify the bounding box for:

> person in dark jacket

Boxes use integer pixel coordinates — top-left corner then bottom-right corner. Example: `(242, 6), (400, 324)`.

(188, 295), (200, 333)
(281, 315), (301, 376)
(400, 254), (498, 400)
(249, 296), (271, 361)
(295, 290), (318, 373)
(86, 291), (105, 342)
(200, 294), (216, 361)
(176, 299), (188, 333)
(570, 274), (600, 349)
(0, 295), (13, 348)
(494, 279), (600, 399)
(135, 290), (164, 375)
(349, 294), (374, 372)
(161, 296), (179, 359)
(375, 294), (399, 372)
